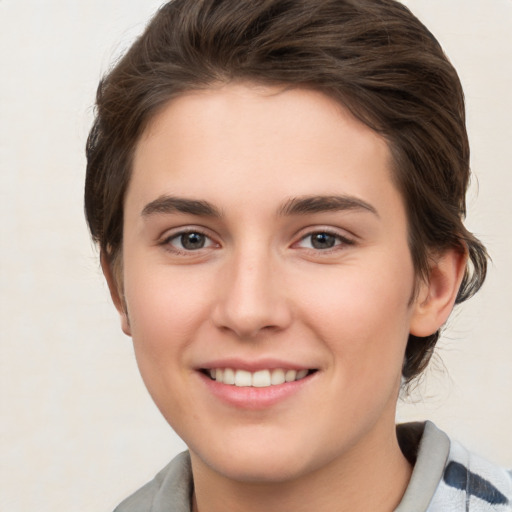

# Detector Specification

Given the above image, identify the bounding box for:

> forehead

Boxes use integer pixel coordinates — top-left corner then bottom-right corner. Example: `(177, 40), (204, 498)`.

(130, 84), (395, 207)
(139, 84), (384, 152)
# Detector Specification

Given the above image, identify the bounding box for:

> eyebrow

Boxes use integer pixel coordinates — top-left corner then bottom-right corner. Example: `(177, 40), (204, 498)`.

(141, 195), (222, 218)
(141, 194), (378, 219)
(278, 195), (379, 217)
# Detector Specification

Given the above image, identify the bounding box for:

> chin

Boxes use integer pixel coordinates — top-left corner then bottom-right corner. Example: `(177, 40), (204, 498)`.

(208, 453), (312, 484)
(189, 432), (333, 485)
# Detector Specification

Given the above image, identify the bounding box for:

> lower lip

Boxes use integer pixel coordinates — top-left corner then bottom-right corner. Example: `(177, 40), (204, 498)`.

(198, 371), (315, 410)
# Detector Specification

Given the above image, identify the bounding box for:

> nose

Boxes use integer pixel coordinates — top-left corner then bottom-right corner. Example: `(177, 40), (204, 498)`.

(211, 250), (293, 339)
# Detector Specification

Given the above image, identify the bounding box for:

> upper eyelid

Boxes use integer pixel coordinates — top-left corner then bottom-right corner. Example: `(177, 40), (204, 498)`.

(165, 230), (211, 242)
(300, 228), (350, 238)
(296, 232), (354, 247)
(293, 225), (356, 242)
(160, 225), (215, 241)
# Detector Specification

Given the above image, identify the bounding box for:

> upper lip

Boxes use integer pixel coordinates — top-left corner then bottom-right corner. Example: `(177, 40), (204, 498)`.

(196, 358), (316, 372)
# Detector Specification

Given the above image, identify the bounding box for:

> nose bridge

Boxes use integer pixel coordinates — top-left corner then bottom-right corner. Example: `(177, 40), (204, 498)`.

(212, 240), (291, 338)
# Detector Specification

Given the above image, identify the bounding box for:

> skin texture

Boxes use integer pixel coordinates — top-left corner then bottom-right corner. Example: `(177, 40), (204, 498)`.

(103, 84), (466, 512)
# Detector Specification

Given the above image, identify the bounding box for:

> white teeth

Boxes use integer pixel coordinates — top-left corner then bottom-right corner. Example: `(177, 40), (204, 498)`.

(223, 368), (235, 385)
(252, 370), (271, 387)
(209, 367), (311, 387)
(235, 370), (252, 387)
(270, 368), (285, 385)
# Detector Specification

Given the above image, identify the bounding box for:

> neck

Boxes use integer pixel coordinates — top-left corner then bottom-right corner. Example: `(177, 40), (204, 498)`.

(190, 422), (412, 512)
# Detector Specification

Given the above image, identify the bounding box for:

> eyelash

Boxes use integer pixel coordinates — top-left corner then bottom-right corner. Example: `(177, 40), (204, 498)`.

(160, 228), (217, 255)
(159, 228), (355, 256)
(295, 229), (355, 253)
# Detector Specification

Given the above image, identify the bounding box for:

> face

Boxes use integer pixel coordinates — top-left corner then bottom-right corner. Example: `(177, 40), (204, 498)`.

(118, 84), (426, 483)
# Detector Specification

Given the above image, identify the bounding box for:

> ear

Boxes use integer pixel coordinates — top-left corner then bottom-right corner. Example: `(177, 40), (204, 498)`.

(100, 252), (132, 336)
(410, 247), (467, 337)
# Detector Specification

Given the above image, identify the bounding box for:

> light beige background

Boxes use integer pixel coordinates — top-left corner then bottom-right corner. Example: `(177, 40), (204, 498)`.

(1, 1), (511, 510)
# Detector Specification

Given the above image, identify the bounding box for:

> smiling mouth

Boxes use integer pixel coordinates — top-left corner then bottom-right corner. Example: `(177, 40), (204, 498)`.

(201, 368), (317, 388)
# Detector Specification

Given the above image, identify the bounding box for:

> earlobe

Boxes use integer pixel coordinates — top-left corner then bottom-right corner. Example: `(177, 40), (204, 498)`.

(410, 247), (467, 337)
(100, 252), (132, 337)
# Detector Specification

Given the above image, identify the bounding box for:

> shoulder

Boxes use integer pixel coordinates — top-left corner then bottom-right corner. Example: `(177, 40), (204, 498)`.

(113, 451), (193, 512)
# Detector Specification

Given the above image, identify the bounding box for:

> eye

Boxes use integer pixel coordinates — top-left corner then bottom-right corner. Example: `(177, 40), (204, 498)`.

(296, 231), (353, 250)
(164, 230), (216, 252)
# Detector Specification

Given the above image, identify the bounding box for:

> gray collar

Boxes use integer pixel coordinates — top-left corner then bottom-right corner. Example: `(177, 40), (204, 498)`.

(394, 421), (450, 512)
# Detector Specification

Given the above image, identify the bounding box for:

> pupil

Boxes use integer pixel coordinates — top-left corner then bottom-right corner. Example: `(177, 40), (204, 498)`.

(311, 233), (335, 249)
(181, 233), (205, 250)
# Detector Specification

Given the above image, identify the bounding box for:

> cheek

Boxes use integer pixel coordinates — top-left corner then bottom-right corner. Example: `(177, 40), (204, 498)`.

(123, 263), (212, 360)
(295, 253), (414, 372)
(121, 264), (215, 420)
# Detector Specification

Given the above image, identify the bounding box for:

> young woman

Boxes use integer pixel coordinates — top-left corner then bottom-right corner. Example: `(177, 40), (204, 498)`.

(85, 0), (511, 510)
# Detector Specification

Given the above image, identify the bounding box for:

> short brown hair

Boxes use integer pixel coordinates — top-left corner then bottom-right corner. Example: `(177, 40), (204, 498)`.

(85, 0), (488, 383)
